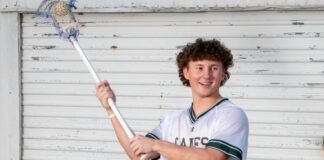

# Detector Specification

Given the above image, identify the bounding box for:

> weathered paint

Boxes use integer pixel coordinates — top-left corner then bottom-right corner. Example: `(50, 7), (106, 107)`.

(2, 0), (324, 12)
(20, 11), (324, 160)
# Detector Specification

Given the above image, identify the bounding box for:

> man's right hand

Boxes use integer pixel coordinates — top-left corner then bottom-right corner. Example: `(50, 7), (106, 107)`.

(95, 80), (116, 112)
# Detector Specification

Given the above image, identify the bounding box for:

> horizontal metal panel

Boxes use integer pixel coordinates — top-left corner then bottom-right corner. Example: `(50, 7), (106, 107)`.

(232, 98), (324, 113)
(23, 25), (324, 38)
(23, 50), (178, 62)
(23, 139), (123, 153)
(23, 117), (324, 137)
(22, 49), (324, 63)
(250, 136), (323, 149)
(22, 106), (324, 125)
(22, 73), (324, 88)
(23, 117), (158, 131)
(22, 94), (192, 110)
(22, 135), (322, 154)
(23, 150), (126, 160)
(22, 83), (324, 100)
(23, 128), (119, 141)
(23, 12), (324, 24)
(23, 149), (127, 160)
(248, 147), (324, 160)
(3, 2), (324, 12)
(22, 128), (324, 149)
(23, 19), (324, 27)
(250, 123), (324, 137)
(21, 60), (324, 75)
(23, 94), (324, 113)
(23, 106), (174, 120)
(246, 111), (324, 125)
(23, 148), (324, 160)
(23, 37), (324, 50)
(15, 0), (324, 9)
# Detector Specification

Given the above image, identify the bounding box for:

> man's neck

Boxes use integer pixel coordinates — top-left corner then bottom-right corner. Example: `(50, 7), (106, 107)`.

(192, 95), (223, 117)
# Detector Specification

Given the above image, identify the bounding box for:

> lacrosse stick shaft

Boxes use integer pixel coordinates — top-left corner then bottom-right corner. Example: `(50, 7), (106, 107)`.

(71, 38), (150, 160)
(69, 36), (135, 138)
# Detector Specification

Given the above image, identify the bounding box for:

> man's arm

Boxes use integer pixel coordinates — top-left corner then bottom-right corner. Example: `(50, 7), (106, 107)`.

(130, 135), (228, 160)
(96, 80), (155, 160)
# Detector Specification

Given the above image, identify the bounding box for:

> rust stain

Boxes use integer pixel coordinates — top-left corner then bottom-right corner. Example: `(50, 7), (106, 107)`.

(237, 56), (247, 60)
(305, 83), (324, 86)
(283, 32), (305, 36)
(283, 32), (321, 37)
(31, 57), (40, 61)
(110, 45), (118, 50)
(42, 33), (59, 37)
(255, 70), (269, 73)
(32, 68), (40, 71)
(32, 45), (56, 50)
(292, 22), (304, 25)
(261, 50), (280, 53)
(176, 45), (185, 49)
(309, 58), (324, 62)
(309, 45), (317, 50)
(302, 139), (322, 146)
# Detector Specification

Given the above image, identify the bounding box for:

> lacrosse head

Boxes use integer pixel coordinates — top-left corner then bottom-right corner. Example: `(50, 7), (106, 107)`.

(35, 0), (79, 40)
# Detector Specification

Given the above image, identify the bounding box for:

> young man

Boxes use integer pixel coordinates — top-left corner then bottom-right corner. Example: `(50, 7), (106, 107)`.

(96, 38), (249, 160)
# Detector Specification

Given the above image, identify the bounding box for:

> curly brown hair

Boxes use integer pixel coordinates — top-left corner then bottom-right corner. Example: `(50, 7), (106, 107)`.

(176, 38), (233, 87)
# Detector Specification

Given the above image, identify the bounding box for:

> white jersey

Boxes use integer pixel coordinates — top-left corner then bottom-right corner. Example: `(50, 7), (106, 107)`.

(146, 98), (249, 160)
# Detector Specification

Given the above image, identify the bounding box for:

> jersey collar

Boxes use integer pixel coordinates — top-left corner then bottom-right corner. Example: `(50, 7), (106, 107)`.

(188, 98), (228, 124)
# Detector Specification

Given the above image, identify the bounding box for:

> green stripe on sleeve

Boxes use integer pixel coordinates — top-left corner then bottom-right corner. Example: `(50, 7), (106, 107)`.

(207, 139), (242, 160)
(145, 133), (160, 140)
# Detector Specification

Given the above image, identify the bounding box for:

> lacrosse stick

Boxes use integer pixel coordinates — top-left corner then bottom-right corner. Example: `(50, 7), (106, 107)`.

(35, 1), (149, 159)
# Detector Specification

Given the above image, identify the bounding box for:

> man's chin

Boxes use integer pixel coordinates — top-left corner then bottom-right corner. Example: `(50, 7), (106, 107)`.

(197, 91), (214, 98)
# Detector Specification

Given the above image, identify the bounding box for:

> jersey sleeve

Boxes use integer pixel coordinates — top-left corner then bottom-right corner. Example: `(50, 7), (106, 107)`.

(145, 114), (173, 160)
(145, 117), (165, 140)
(206, 107), (249, 160)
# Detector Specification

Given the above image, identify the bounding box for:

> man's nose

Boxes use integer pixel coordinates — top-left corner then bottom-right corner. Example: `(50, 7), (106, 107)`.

(202, 68), (212, 78)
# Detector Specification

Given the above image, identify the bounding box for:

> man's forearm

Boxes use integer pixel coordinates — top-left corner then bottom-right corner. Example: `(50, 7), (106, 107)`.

(107, 110), (139, 160)
(152, 140), (228, 160)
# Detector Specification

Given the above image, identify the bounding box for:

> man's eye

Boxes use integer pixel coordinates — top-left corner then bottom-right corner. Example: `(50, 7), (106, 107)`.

(212, 67), (218, 71)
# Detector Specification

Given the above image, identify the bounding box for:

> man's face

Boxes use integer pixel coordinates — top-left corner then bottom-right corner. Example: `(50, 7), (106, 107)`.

(183, 59), (225, 98)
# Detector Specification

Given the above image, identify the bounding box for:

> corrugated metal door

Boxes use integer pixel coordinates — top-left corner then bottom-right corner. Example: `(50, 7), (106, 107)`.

(22, 12), (324, 160)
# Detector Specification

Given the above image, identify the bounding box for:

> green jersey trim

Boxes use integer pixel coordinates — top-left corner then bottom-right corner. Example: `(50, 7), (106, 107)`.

(146, 133), (160, 140)
(189, 98), (228, 124)
(207, 139), (242, 160)
(145, 133), (161, 160)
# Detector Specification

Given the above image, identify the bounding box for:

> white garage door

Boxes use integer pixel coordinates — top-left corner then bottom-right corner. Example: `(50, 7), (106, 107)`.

(21, 11), (324, 160)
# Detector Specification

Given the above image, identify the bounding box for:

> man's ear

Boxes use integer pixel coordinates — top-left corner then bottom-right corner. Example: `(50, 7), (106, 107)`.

(183, 67), (189, 80)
